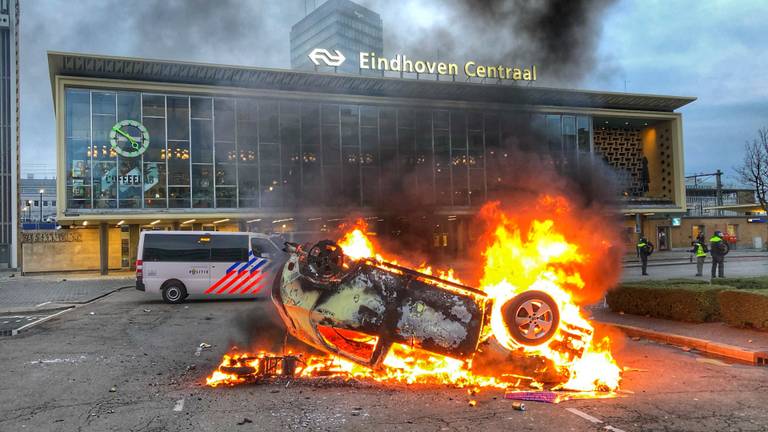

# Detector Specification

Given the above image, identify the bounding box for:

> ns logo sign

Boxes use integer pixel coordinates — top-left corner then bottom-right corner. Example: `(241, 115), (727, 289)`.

(308, 48), (346, 67)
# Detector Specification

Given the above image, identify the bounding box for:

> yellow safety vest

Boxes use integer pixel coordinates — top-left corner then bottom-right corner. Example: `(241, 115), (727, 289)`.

(695, 243), (706, 257)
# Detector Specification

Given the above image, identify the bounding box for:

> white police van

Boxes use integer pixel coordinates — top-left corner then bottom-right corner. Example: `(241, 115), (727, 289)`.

(136, 231), (285, 304)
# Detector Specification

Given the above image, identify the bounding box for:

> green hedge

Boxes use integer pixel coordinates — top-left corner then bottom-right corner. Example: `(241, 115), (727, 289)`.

(710, 277), (768, 290)
(718, 290), (768, 330)
(606, 284), (727, 323)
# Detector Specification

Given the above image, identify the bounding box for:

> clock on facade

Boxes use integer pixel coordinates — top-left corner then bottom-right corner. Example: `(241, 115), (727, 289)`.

(109, 120), (150, 157)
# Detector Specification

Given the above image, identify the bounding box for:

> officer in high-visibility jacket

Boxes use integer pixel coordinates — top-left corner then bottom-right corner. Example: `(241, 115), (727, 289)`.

(709, 231), (730, 278)
(637, 237), (654, 276)
(690, 234), (708, 276)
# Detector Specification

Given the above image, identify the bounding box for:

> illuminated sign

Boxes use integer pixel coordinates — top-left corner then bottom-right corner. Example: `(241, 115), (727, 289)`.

(308, 48), (538, 82)
(671, 217), (682, 227)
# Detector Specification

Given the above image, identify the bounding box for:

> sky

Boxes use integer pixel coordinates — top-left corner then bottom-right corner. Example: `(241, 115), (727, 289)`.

(19, 0), (768, 185)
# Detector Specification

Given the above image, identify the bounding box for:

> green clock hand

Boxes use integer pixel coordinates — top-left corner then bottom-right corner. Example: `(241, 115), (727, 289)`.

(113, 126), (140, 150)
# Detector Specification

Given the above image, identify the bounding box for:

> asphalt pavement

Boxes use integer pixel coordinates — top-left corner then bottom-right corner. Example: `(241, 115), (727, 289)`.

(1, 288), (768, 431)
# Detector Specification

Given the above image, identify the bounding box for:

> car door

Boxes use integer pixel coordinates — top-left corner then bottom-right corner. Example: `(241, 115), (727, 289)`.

(205, 234), (253, 298)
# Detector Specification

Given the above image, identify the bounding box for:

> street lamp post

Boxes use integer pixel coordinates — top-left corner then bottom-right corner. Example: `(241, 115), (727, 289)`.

(39, 189), (44, 226)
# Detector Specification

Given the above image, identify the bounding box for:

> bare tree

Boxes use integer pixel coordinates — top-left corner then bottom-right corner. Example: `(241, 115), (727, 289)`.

(735, 128), (768, 212)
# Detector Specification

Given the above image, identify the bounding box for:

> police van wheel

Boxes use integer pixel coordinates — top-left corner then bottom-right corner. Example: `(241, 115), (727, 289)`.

(162, 282), (187, 304)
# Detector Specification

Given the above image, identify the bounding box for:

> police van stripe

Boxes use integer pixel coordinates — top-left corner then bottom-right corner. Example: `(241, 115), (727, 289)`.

(216, 258), (263, 294)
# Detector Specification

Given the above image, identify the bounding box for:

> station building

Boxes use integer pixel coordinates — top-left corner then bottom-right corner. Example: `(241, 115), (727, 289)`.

(39, 51), (695, 273)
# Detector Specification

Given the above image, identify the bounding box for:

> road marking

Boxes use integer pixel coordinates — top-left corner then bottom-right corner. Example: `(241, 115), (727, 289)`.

(173, 398), (185, 412)
(14, 308), (74, 335)
(566, 408), (603, 424)
(36, 301), (51, 308)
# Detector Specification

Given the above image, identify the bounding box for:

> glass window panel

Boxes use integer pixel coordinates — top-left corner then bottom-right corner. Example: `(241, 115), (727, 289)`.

(168, 141), (190, 186)
(117, 92), (140, 121)
(92, 115), (117, 161)
(360, 127), (378, 166)
(360, 106), (377, 127)
(321, 104), (339, 125)
(215, 187), (237, 208)
(190, 97), (212, 119)
(469, 169), (485, 205)
(93, 161), (117, 207)
(216, 141), (237, 164)
(361, 167), (379, 207)
(144, 162), (166, 208)
(238, 99), (259, 144)
(322, 126), (340, 166)
(191, 119), (213, 163)
(65, 89), (90, 139)
(546, 115), (562, 154)
(142, 117), (166, 162)
(434, 110), (449, 130)
(398, 108), (414, 129)
(468, 131), (484, 169)
(259, 101), (279, 143)
(398, 127), (415, 171)
(238, 164), (259, 208)
(562, 115), (576, 136)
(192, 164), (214, 208)
(216, 163), (237, 186)
(143, 234), (210, 262)
(210, 235), (249, 262)
(260, 166), (282, 207)
(577, 116), (590, 153)
(450, 111), (467, 150)
(167, 96), (190, 141)
(118, 158), (142, 208)
(453, 168), (469, 206)
(214, 98), (236, 142)
(142, 95), (165, 117)
(260, 143), (280, 166)
(468, 112), (483, 131)
(92, 91), (116, 115)
(168, 187), (190, 208)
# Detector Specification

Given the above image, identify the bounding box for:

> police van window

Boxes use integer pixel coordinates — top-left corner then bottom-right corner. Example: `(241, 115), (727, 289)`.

(251, 238), (278, 258)
(210, 235), (249, 261)
(143, 234), (210, 262)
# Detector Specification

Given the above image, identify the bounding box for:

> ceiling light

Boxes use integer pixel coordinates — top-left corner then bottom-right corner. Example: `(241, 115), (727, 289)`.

(116, 220), (125, 226)
(247, 218), (262, 223)
(213, 218), (230, 224)
(149, 220), (161, 225)
(181, 219), (196, 225)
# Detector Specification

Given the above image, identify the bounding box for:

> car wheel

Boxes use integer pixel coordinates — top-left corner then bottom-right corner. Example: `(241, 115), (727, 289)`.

(501, 290), (560, 346)
(162, 282), (187, 304)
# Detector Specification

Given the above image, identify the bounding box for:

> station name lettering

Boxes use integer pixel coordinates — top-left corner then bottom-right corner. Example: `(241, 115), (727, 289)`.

(359, 53), (537, 82)
(22, 231), (82, 243)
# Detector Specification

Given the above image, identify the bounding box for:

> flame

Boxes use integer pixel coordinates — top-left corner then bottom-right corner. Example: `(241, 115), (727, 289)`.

(478, 198), (621, 391)
(208, 201), (622, 393)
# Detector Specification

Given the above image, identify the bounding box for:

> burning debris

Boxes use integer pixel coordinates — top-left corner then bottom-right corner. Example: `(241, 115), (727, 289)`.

(207, 200), (623, 396)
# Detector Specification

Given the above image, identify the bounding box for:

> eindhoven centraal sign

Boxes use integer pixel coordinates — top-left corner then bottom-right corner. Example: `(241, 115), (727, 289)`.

(308, 48), (537, 82)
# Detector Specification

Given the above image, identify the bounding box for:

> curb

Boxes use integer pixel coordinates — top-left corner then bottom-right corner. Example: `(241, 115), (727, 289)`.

(605, 322), (768, 365)
(2, 285), (133, 337)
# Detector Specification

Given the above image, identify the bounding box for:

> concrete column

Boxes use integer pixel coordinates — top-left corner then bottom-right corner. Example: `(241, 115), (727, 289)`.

(172, 221), (180, 230)
(129, 224), (140, 270)
(238, 220), (247, 232)
(99, 222), (108, 276)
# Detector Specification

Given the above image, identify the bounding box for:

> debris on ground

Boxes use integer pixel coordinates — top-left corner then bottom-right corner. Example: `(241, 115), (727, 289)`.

(511, 401), (526, 411)
(143, 309), (151, 313)
(468, 400), (477, 407)
(195, 343), (212, 357)
(109, 387), (116, 392)
(236, 418), (252, 425)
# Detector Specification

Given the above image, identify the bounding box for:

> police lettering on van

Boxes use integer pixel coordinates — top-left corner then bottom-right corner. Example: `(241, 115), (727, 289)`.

(136, 231), (286, 304)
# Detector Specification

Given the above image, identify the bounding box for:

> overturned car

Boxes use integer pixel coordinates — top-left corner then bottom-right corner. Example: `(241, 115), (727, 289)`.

(271, 240), (578, 369)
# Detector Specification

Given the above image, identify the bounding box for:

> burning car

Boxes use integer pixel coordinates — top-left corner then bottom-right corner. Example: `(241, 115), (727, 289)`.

(271, 239), (569, 369)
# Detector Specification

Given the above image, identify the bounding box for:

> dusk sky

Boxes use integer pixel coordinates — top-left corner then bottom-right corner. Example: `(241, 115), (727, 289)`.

(20, 0), (768, 185)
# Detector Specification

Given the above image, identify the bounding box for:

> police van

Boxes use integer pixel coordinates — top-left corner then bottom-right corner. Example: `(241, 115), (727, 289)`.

(136, 231), (286, 304)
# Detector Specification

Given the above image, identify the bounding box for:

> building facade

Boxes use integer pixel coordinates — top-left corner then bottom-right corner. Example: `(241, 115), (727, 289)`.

(0, 0), (18, 268)
(291, 0), (383, 75)
(47, 52), (693, 273)
(20, 175), (57, 223)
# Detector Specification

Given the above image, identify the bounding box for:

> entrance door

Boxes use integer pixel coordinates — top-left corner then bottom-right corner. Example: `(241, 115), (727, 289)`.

(657, 226), (671, 251)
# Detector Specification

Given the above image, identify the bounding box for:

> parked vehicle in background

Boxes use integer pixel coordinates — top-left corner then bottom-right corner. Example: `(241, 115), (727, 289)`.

(136, 231), (286, 304)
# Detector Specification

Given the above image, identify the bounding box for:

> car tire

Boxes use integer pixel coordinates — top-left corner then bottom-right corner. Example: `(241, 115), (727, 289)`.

(501, 290), (560, 346)
(162, 282), (187, 304)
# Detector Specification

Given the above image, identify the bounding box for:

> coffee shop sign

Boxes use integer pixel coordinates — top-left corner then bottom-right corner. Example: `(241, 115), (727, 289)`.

(22, 231), (82, 243)
(309, 48), (537, 82)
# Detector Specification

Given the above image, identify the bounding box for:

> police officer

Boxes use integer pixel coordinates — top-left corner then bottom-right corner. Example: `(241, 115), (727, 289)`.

(690, 233), (708, 276)
(709, 230), (730, 278)
(637, 236), (654, 276)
